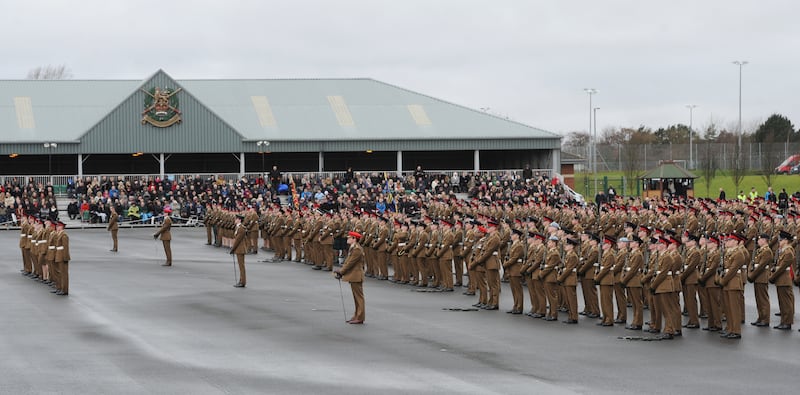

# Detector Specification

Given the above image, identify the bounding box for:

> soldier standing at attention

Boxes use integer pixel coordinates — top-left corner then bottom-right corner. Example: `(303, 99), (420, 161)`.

(613, 237), (629, 324)
(621, 236), (644, 330)
(595, 235), (616, 327)
(153, 208), (173, 266)
(108, 205), (119, 252)
(748, 234), (772, 327)
(650, 237), (676, 339)
(699, 235), (722, 331)
(20, 216), (32, 276)
(539, 235), (561, 321)
(770, 231), (795, 330)
(469, 226), (489, 308)
(558, 237), (580, 324)
(503, 229), (525, 314)
(578, 232), (600, 318)
(718, 234), (746, 339)
(229, 214), (248, 288)
(680, 234), (702, 329)
(204, 204), (214, 245)
(54, 221), (70, 296)
(436, 220), (456, 291)
(479, 221), (502, 310)
(335, 231), (366, 324)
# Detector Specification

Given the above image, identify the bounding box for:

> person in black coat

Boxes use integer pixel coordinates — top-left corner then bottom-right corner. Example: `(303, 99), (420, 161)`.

(778, 188), (789, 211)
(269, 165), (282, 193)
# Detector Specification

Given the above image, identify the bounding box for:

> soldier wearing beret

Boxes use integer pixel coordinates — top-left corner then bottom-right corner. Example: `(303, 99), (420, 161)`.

(770, 231), (795, 330)
(335, 231), (366, 324)
(558, 237), (580, 324)
(229, 214), (248, 288)
(595, 235), (616, 326)
(53, 221), (70, 296)
(748, 233), (772, 327)
(503, 228), (525, 314)
(153, 208), (173, 266)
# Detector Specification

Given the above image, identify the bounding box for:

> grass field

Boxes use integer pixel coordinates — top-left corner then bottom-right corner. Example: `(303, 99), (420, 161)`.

(573, 171), (800, 199)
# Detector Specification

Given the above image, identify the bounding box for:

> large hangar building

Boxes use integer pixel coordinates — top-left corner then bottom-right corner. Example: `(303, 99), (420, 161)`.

(0, 70), (566, 181)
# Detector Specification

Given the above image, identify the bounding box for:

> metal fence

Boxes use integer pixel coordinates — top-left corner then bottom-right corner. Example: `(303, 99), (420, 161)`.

(0, 168), (554, 197)
(565, 141), (800, 172)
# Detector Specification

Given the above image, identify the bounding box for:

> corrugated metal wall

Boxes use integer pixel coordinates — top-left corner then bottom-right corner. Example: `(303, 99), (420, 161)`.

(78, 71), (245, 154)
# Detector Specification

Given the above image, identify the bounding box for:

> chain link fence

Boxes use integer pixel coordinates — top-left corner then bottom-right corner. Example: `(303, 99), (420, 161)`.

(565, 141), (800, 173)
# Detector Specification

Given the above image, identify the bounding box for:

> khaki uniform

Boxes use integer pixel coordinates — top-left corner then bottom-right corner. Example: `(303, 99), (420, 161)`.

(108, 212), (119, 251)
(770, 245), (795, 327)
(748, 244), (772, 324)
(503, 240), (525, 313)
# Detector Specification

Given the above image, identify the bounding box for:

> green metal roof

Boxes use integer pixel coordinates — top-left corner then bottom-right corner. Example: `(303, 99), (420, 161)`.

(639, 161), (698, 179)
(0, 80), (138, 143)
(0, 70), (561, 154)
(181, 78), (559, 141)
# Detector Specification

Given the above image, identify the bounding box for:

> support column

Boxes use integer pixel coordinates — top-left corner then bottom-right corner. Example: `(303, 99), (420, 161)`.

(318, 152), (324, 172)
(239, 152), (245, 177)
(396, 150), (403, 177)
(551, 149), (561, 178)
(77, 154), (83, 178)
(159, 153), (165, 179)
(473, 150), (480, 173)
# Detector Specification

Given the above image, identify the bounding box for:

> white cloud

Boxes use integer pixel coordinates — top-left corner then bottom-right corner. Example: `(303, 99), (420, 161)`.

(2, 0), (799, 135)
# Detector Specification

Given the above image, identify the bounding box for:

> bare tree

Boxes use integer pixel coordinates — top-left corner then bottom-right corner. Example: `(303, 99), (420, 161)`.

(26, 64), (73, 80)
(729, 143), (746, 196)
(699, 139), (717, 197)
(562, 131), (591, 164)
(619, 127), (651, 196)
(759, 134), (783, 188)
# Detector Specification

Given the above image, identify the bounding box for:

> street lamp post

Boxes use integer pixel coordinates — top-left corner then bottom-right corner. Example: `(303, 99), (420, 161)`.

(584, 88), (598, 195)
(593, 107), (600, 173)
(686, 104), (697, 169)
(733, 61), (748, 155)
(256, 140), (270, 182)
(43, 142), (57, 181)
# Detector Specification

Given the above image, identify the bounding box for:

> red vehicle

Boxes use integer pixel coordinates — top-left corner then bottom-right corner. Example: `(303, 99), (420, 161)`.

(775, 154), (800, 174)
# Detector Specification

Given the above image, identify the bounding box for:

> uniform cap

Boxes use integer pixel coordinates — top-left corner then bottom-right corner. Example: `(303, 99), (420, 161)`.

(779, 230), (793, 240)
(566, 238), (579, 246)
(548, 235), (559, 242)
(511, 228), (523, 237)
(348, 231), (363, 239)
(728, 233), (745, 242)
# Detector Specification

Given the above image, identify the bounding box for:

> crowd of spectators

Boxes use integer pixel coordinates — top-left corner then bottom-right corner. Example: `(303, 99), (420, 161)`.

(0, 178), (59, 224)
(0, 166), (578, 225)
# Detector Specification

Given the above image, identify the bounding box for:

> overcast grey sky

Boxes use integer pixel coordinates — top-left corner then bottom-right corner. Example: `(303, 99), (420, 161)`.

(2, 0), (798, 136)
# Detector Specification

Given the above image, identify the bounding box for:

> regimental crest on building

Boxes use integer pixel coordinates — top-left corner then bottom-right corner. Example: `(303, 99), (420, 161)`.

(141, 87), (182, 127)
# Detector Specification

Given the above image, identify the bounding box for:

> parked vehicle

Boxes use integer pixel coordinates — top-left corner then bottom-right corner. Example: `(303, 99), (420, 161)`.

(775, 154), (800, 174)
